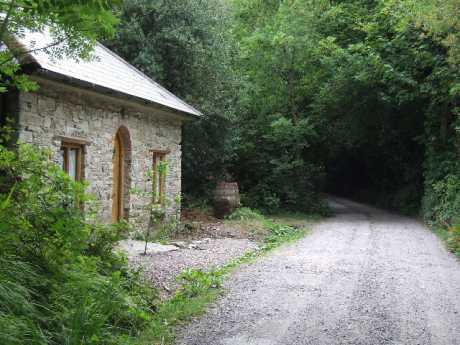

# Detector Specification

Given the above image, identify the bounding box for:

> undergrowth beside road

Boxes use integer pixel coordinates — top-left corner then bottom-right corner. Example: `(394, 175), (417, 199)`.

(0, 144), (161, 345)
(138, 208), (313, 345)
(424, 174), (460, 257)
(0, 143), (316, 345)
(435, 225), (460, 258)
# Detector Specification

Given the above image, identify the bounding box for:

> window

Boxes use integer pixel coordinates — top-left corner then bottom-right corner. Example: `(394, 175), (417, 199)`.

(152, 150), (169, 204)
(60, 142), (84, 181)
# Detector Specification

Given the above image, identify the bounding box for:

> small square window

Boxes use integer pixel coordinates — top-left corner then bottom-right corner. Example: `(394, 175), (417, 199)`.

(60, 142), (84, 181)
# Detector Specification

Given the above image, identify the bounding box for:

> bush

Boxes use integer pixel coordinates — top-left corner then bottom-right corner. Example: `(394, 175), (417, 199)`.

(0, 143), (159, 345)
(430, 174), (460, 227)
(262, 220), (307, 249)
(226, 207), (264, 221)
(240, 186), (281, 213)
(423, 172), (460, 256)
(179, 269), (224, 298)
(446, 225), (460, 256)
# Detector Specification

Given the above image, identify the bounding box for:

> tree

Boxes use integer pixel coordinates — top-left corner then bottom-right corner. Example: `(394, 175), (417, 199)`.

(229, 0), (459, 218)
(398, 0), (460, 67)
(0, 3), (170, 344)
(229, 0), (333, 212)
(0, 0), (120, 93)
(109, 0), (239, 199)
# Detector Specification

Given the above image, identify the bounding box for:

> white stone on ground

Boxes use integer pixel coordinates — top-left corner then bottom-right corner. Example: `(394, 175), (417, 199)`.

(118, 239), (179, 257)
(117, 238), (259, 297)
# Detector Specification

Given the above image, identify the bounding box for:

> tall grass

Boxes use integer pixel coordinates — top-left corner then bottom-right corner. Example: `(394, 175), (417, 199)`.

(0, 144), (159, 345)
(0, 256), (49, 345)
(0, 143), (314, 344)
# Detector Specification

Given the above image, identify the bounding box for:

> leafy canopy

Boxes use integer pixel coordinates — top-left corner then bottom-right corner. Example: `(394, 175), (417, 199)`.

(0, 0), (120, 92)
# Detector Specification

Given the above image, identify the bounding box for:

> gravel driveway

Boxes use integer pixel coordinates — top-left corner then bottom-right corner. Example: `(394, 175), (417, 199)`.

(178, 197), (460, 345)
(119, 238), (258, 296)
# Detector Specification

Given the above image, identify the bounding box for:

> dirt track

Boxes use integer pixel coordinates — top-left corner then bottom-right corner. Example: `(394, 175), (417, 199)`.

(178, 197), (460, 345)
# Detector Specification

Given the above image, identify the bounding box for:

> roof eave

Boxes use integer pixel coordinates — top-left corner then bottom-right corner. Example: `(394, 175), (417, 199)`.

(28, 66), (202, 121)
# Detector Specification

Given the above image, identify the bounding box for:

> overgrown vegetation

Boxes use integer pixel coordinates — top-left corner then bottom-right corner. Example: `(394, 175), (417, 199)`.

(110, 0), (458, 239)
(426, 173), (460, 256)
(107, 0), (238, 200)
(227, 207), (264, 221)
(1, 1), (459, 343)
(227, 207), (310, 247)
(229, 0), (459, 217)
(0, 142), (310, 344)
(0, 144), (161, 345)
(0, 0), (119, 95)
(0, 4), (161, 343)
(131, 161), (175, 252)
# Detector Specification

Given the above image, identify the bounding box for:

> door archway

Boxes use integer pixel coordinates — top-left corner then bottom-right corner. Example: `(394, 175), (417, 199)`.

(112, 126), (131, 222)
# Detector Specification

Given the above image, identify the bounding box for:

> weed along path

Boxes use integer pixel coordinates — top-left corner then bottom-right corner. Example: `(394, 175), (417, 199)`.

(177, 198), (460, 345)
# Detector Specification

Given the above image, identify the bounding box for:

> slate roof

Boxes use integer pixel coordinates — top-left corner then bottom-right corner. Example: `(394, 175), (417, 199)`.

(12, 30), (201, 117)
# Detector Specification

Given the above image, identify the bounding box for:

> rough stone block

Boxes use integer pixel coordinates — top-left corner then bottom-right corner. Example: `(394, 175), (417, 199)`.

(17, 83), (183, 232)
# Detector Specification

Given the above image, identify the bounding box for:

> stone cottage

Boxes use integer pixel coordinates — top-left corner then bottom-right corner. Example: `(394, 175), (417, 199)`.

(2, 31), (201, 229)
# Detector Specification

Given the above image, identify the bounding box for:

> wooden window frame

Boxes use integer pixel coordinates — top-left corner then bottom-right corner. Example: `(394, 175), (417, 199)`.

(151, 149), (169, 205)
(60, 141), (85, 181)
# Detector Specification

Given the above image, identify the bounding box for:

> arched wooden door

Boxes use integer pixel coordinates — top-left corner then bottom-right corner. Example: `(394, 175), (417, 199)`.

(112, 131), (124, 222)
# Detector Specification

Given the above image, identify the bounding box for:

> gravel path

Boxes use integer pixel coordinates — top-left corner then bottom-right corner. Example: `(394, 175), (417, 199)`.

(120, 238), (258, 295)
(178, 197), (460, 345)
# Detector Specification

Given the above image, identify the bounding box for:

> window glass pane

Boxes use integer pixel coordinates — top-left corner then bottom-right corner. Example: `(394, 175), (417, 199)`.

(68, 148), (77, 180)
(60, 148), (66, 171)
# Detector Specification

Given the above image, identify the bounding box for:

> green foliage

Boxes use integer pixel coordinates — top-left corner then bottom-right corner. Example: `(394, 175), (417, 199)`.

(0, 143), (159, 345)
(228, 206), (309, 247)
(228, 0), (340, 212)
(51, 0), (458, 252)
(423, 170), (460, 254)
(0, 256), (49, 345)
(228, 0), (459, 221)
(0, 143), (314, 345)
(72, 0), (460, 235)
(179, 269), (224, 298)
(446, 225), (460, 256)
(108, 0), (239, 198)
(131, 162), (187, 249)
(0, 0), (120, 92)
(263, 223), (305, 248)
(138, 269), (224, 344)
(399, 0), (460, 68)
(430, 174), (460, 227)
(226, 207), (264, 221)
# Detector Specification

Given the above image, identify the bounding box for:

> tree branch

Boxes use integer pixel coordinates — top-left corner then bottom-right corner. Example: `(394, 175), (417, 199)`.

(0, 0), (17, 43)
(0, 38), (66, 67)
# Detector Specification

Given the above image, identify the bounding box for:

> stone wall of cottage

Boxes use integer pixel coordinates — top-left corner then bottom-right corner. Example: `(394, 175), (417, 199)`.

(17, 78), (184, 230)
